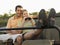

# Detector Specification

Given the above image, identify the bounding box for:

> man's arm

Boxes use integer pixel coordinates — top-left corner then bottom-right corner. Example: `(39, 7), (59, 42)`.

(6, 19), (12, 33)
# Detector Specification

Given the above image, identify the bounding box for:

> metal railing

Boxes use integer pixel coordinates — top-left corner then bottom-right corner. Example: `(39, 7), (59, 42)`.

(0, 25), (59, 31)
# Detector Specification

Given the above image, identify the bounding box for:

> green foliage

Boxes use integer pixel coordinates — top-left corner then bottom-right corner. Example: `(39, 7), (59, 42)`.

(0, 13), (15, 27)
(0, 20), (7, 27)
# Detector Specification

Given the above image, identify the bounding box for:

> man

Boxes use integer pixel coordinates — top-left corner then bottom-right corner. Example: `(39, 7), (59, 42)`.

(0, 5), (23, 45)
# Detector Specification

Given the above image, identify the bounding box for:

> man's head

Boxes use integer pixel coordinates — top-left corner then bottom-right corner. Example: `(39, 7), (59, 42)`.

(15, 5), (23, 17)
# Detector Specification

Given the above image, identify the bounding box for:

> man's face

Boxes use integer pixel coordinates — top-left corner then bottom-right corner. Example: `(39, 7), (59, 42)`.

(15, 7), (23, 17)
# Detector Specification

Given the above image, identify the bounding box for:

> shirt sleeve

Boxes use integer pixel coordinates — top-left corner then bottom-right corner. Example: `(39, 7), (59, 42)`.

(6, 19), (12, 33)
(6, 19), (11, 28)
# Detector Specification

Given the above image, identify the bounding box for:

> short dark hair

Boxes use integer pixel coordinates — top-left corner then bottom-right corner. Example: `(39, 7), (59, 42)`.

(15, 5), (23, 11)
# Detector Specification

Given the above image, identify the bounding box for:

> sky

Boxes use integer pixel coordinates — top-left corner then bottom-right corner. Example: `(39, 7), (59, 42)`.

(0, 0), (60, 15)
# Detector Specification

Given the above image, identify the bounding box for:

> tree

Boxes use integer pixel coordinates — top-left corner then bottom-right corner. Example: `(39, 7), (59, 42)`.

(3, 13), (9, 19)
